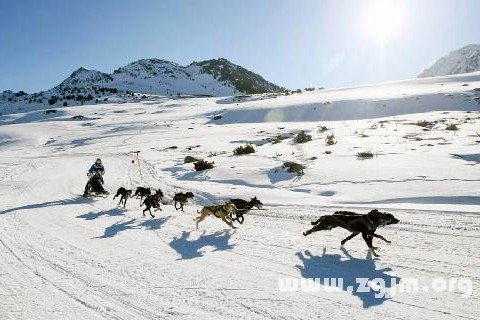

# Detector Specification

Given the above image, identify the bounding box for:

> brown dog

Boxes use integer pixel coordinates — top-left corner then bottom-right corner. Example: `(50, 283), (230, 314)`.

(173, 192), (194, 212)
(194, 203), (238, 229)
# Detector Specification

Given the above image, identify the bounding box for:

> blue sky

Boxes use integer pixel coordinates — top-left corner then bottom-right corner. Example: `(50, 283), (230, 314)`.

(0, 0), (478, 92)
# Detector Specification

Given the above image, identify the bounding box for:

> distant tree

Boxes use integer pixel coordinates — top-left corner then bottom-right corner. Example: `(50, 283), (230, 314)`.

(48, 96), (59, 105)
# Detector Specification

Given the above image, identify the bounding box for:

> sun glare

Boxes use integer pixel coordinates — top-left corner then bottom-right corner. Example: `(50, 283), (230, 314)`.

(364, 0), (406, 42)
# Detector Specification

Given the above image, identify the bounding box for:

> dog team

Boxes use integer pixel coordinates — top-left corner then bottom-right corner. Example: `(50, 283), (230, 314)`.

(113, 185), (399, 256)
(82, 153), (399, 257)
(112, 186), (263, 228)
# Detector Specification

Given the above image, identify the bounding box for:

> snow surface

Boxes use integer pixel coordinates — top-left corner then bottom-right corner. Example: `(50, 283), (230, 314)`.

(0, 73), (479, 319)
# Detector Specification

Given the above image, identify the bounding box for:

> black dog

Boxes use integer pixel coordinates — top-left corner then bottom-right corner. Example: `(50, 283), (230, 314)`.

(113, 187), (132, 207)
(228, 197), (263, 224)
(141, 189), (164, 218)
(83, 172), (108, 197)
(303, 209), (399, 256)
(173, 192), (194, 212)
(133, 187), (151, 203)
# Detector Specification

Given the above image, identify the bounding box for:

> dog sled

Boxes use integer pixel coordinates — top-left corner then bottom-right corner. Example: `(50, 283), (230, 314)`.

(83, 172), (109, 197)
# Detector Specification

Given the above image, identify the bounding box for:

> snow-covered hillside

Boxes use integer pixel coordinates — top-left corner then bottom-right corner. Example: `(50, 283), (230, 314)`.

(0, 58), (284, 114)
(419, 44), (480, 78)
(0, 73), (479, 319)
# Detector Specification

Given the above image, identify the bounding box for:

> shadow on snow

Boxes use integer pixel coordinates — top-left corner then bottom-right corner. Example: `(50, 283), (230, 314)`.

(76, 207), (126, 220)
(96, 216), (171, 239)
(295, 247), (400, 308)
(169, 230), (235, 259)
(1, 196), (94, 215)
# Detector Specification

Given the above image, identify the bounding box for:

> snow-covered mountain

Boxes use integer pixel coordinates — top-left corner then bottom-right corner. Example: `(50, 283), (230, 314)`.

(105, 58), (284, 96)
(58, 67), (113, 89)
(419, 44), (480, 78)
(0, 58), (285, 112)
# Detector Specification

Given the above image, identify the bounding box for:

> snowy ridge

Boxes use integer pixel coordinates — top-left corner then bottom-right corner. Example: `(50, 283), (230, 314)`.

(419, 44), (480, 78)
(2, 71), (479, 122)
(215, 72), (480, 123)
(0, 58), (284, 113)
(109, 58), (239, 96)
(58, 67), (113, 89)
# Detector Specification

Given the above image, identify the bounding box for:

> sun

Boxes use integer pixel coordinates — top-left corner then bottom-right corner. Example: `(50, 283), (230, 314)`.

(364, 0), (406, 42)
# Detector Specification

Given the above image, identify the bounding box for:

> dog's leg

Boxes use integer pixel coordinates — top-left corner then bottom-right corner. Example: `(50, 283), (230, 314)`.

(222, 216), (237, 229)
(83, 183), (91, 197)
(361, 232), (379, 257)
(232, 211), (244, 224)
(303, 223), (324, 236)
(174, 201), (178, 210)
(181, 203), (184, 212)
(225, 213), (234, 222)
(195, 211), (208, 229)
(372, 233), (391, 243)
(366, 232), (380, 249)
(303, 227), (314, 236)
(369, 248), (379, 257)
(149, 207), (155, 218)
(341, 232), (359, 246)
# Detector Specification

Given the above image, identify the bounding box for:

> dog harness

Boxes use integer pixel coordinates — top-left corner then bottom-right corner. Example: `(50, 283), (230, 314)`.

(211, 206), (225, 218)
(331, 214), (376, 232)
(363, 215), (376, 230)
(210, 205), (233, 218)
